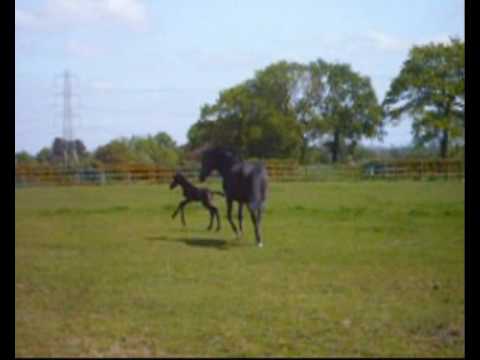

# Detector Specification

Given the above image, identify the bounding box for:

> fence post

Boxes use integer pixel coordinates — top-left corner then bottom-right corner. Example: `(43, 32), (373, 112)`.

(99, 171), (106, 185)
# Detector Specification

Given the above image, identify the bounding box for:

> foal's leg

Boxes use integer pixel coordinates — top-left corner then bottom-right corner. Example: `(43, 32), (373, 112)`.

(179, 200), (190, 226)
(206, 204), (221, 231)
(207, 200), (221, 231)
(172, 199), (188, 220)
(201, 200), (215, 231)
(173, 199), (190, 226)
(226, 198), (239, 237)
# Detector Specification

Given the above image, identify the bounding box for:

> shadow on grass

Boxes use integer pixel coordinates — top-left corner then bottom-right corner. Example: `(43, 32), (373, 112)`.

(183, 238), (228, 249)
(146, 235), (238, 250)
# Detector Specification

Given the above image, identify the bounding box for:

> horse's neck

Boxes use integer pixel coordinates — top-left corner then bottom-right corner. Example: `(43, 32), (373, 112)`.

(217, 161), (241, 185)
(216, 156), (240, 178)
(215, 166), (230, 182)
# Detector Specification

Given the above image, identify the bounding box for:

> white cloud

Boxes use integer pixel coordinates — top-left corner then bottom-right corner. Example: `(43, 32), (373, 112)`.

(15, 0), (148, 31)
(91, 81), (116, 91)
(418, 34), (455, 45)
(363, 30), (461, 54)
(176, 48), (267, 73)
(365, 30), (410, 52)
(15, 8), (41, 29)
(66, 40), (104, 58)
(104, 0), (148, 27)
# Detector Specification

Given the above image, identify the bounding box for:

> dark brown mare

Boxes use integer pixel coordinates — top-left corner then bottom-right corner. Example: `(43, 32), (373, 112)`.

(199, 147), (268, 247)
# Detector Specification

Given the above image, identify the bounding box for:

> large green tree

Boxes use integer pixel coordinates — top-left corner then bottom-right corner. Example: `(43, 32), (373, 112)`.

(252, 61), (311, 159)
(187, 61), (306, 159)
(186, 119), (216, 150)
(382, 38), (464, 158)
(307, 60), (384, 163)
(188, 59), (383, 162)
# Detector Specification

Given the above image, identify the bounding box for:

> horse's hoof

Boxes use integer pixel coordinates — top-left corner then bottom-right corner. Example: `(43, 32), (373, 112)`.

(257, 242), (264, 248)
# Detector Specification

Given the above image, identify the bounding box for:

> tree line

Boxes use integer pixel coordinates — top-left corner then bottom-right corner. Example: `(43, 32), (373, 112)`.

(16, 38), (464, 167)
(15, 132), (181, 168)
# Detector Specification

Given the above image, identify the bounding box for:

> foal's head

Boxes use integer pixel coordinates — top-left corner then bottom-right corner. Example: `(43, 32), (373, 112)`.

(169, 172), (185, 190)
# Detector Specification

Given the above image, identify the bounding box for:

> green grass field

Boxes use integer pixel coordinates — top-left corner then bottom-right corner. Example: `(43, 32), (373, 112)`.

(15, 181), (464, 357)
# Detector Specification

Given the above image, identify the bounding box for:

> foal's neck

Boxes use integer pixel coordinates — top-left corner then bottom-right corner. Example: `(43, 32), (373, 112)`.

(179, 176), (195, 191)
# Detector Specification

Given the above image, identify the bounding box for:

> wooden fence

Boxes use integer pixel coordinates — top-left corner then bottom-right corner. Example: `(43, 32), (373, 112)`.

(15, 159), (464, 187)
(359, 159), (464, 180)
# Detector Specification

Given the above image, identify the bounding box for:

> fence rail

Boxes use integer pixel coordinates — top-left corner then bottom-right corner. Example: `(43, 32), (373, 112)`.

(15, 159), (464, 187)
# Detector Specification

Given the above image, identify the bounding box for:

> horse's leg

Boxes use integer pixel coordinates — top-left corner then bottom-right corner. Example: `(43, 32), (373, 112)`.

(248, 204), (263, 247)
(207, 208), (215, 231)
(214, 206), (221, 231)
(256, 207), (264, 247)
(226, 198), (239, 238)
(238, 202), (244, 238)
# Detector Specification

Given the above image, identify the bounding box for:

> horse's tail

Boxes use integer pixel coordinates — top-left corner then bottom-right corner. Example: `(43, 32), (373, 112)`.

(249, 167), (268, 212)
(212, 191), (225, 197)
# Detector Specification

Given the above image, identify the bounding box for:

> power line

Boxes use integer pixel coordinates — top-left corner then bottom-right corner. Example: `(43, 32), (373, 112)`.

(78, 104), (198, 117)
(82, 86), (221, 95)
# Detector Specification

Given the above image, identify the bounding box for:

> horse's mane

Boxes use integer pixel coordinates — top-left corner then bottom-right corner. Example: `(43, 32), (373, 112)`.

(206, 146), (242, 162)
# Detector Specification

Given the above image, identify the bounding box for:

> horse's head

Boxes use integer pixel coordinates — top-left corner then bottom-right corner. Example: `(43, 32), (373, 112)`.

(199, 146), (241, 182)
(199, 152), (215, 182)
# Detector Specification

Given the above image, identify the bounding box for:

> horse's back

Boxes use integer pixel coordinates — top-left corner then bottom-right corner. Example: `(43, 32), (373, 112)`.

(229, 161), (267, 206)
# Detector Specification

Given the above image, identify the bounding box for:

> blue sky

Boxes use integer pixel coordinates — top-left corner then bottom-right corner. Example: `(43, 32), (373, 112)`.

(15, 0), (464, 154)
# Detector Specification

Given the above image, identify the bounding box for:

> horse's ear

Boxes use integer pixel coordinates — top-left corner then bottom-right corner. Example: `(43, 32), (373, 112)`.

(189, 143), (211, 160)
(224, 147), (241, 161)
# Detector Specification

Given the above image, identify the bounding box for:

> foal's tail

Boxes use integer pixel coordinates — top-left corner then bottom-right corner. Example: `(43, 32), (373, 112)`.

(212, 191), (225, 197)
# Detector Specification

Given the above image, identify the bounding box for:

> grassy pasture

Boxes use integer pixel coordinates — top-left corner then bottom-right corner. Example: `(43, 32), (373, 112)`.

(15, 181), (464, 357)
